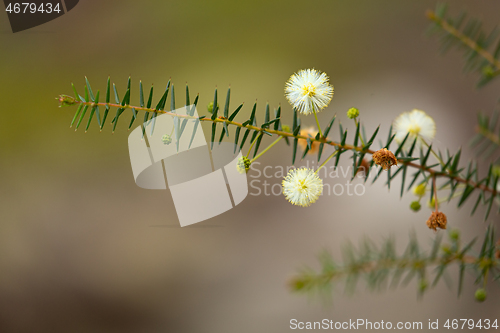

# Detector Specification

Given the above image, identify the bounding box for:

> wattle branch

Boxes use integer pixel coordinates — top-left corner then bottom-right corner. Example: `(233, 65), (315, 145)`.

(290, 227), (499, 300)
(426, 3), (500, 87)
(63, 97), (498, 197)
(426, 10), (500, 70)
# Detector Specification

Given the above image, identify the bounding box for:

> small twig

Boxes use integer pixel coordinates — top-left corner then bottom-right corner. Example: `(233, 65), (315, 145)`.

(433, 175), (438, 212)
(476, 125), (500, 146)
(426, 10), (500, 70)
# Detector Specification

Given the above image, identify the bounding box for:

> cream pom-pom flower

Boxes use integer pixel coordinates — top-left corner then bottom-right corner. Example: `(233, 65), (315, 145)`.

(393, 109), (436, 148)
(285, 69), (334, 115)
(282, 167), (323, 207)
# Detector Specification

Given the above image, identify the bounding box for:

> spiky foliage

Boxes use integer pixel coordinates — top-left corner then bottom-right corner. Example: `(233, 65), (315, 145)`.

(426, 3), (500, 88)
(60, 76), (500, 221)
(470, 108), (500, 163)
(290, 227), (499, 301)
(56, 4), (500, 303)
(427, 3), (500, 162)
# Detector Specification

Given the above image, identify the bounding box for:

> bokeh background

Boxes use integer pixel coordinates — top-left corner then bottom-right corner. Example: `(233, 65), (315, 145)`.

(1, 0), (500, 332)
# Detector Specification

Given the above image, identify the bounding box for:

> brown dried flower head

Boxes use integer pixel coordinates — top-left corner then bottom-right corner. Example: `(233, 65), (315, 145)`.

(426, 211), (447, 231)
(372, 148), (397, 170)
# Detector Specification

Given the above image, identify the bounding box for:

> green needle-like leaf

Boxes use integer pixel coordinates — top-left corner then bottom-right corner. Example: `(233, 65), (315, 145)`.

(128, 108), (138, 130)
(155, 81), (171, 111)
(85, 76), (95, 102)
(113, 83), (120, 104)
(211, 88), (218, 121)
(87, 90), (101, 131)
(253, 133), (264, 158)
(170, 84), (175, 111)
(70, 104), (83, 128)
(75, 105), (88, 130)
(84, 85), (89, 103)
(174, 116), (180, 152)
(240, 129), (251, 152)
(292, 108), (298, 133)
(139, 81), (144, 107)
(211, 122), (217, 149)
(105, 77), (111, 103)
(274, 105), (281, 131)
(188, 119), (200, 149)
(224, 87), (230, 118)
(458, 263), (465, 297)
(147, 85), (154, 109)
(234, 127), (241, 153)
(229, 104), (243, 121)
(293, 137), (298, 164)
(72, 82), (84, 102)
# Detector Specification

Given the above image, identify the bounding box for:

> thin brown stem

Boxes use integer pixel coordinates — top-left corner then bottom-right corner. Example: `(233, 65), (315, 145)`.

(71, 100), (498, 195)
(475, 125), (500, 146)
(433, 175), (438, 212)
(291, 254), (486, 290)
(426, 10), (500, 70)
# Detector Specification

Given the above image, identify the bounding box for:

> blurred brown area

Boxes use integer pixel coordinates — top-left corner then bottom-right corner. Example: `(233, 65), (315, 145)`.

(1, 0), (500, 332)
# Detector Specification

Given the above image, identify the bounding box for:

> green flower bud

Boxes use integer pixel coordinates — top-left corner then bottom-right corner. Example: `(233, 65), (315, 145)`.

(427, 197), (439, 209)
(410, 201), (421, 212)
(441, 245), (452, 255)
(482, 65), (495, 77)
(492, 165), (500, 178)
(475, 288), (486, 302)
(412, 183), (427, 197)
(237, 156), (251, 174)
(162, 134), (172, 145)
(207, 101), (219, 114)
(58, 94), (77, 107)
(289, 278), (305, 291)
(449, 229), (460, 241)
(282, 125), (291, 133)
(347, 107), (359, 119)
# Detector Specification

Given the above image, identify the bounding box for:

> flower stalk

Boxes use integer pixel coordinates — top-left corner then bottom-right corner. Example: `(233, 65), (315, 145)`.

(250, 136), (283, 163)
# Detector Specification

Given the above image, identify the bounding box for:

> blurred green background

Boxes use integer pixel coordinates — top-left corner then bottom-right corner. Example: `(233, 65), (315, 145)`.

(1, 0), (499, 332)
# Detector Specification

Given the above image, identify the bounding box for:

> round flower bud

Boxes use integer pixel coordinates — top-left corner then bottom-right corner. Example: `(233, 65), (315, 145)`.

(237, 156), (251, 174)
(207, 101), (219, 114)
(427, 197), (440, 209)
(347, 107), (359, 119)
(412, 183), (427, 197)
(282, 125), (291, 133)
(58, 94), (77, 107)
(410, 201), (421, 212)
(492, 165), (500, 178)
(475, 288), (487, 302)
(482, 65), (495, 77)
(441, 245), (452, 255)
(449, 229), (460, 241)
(161, 134), (172, 145)
(289, 278), (305, 291)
